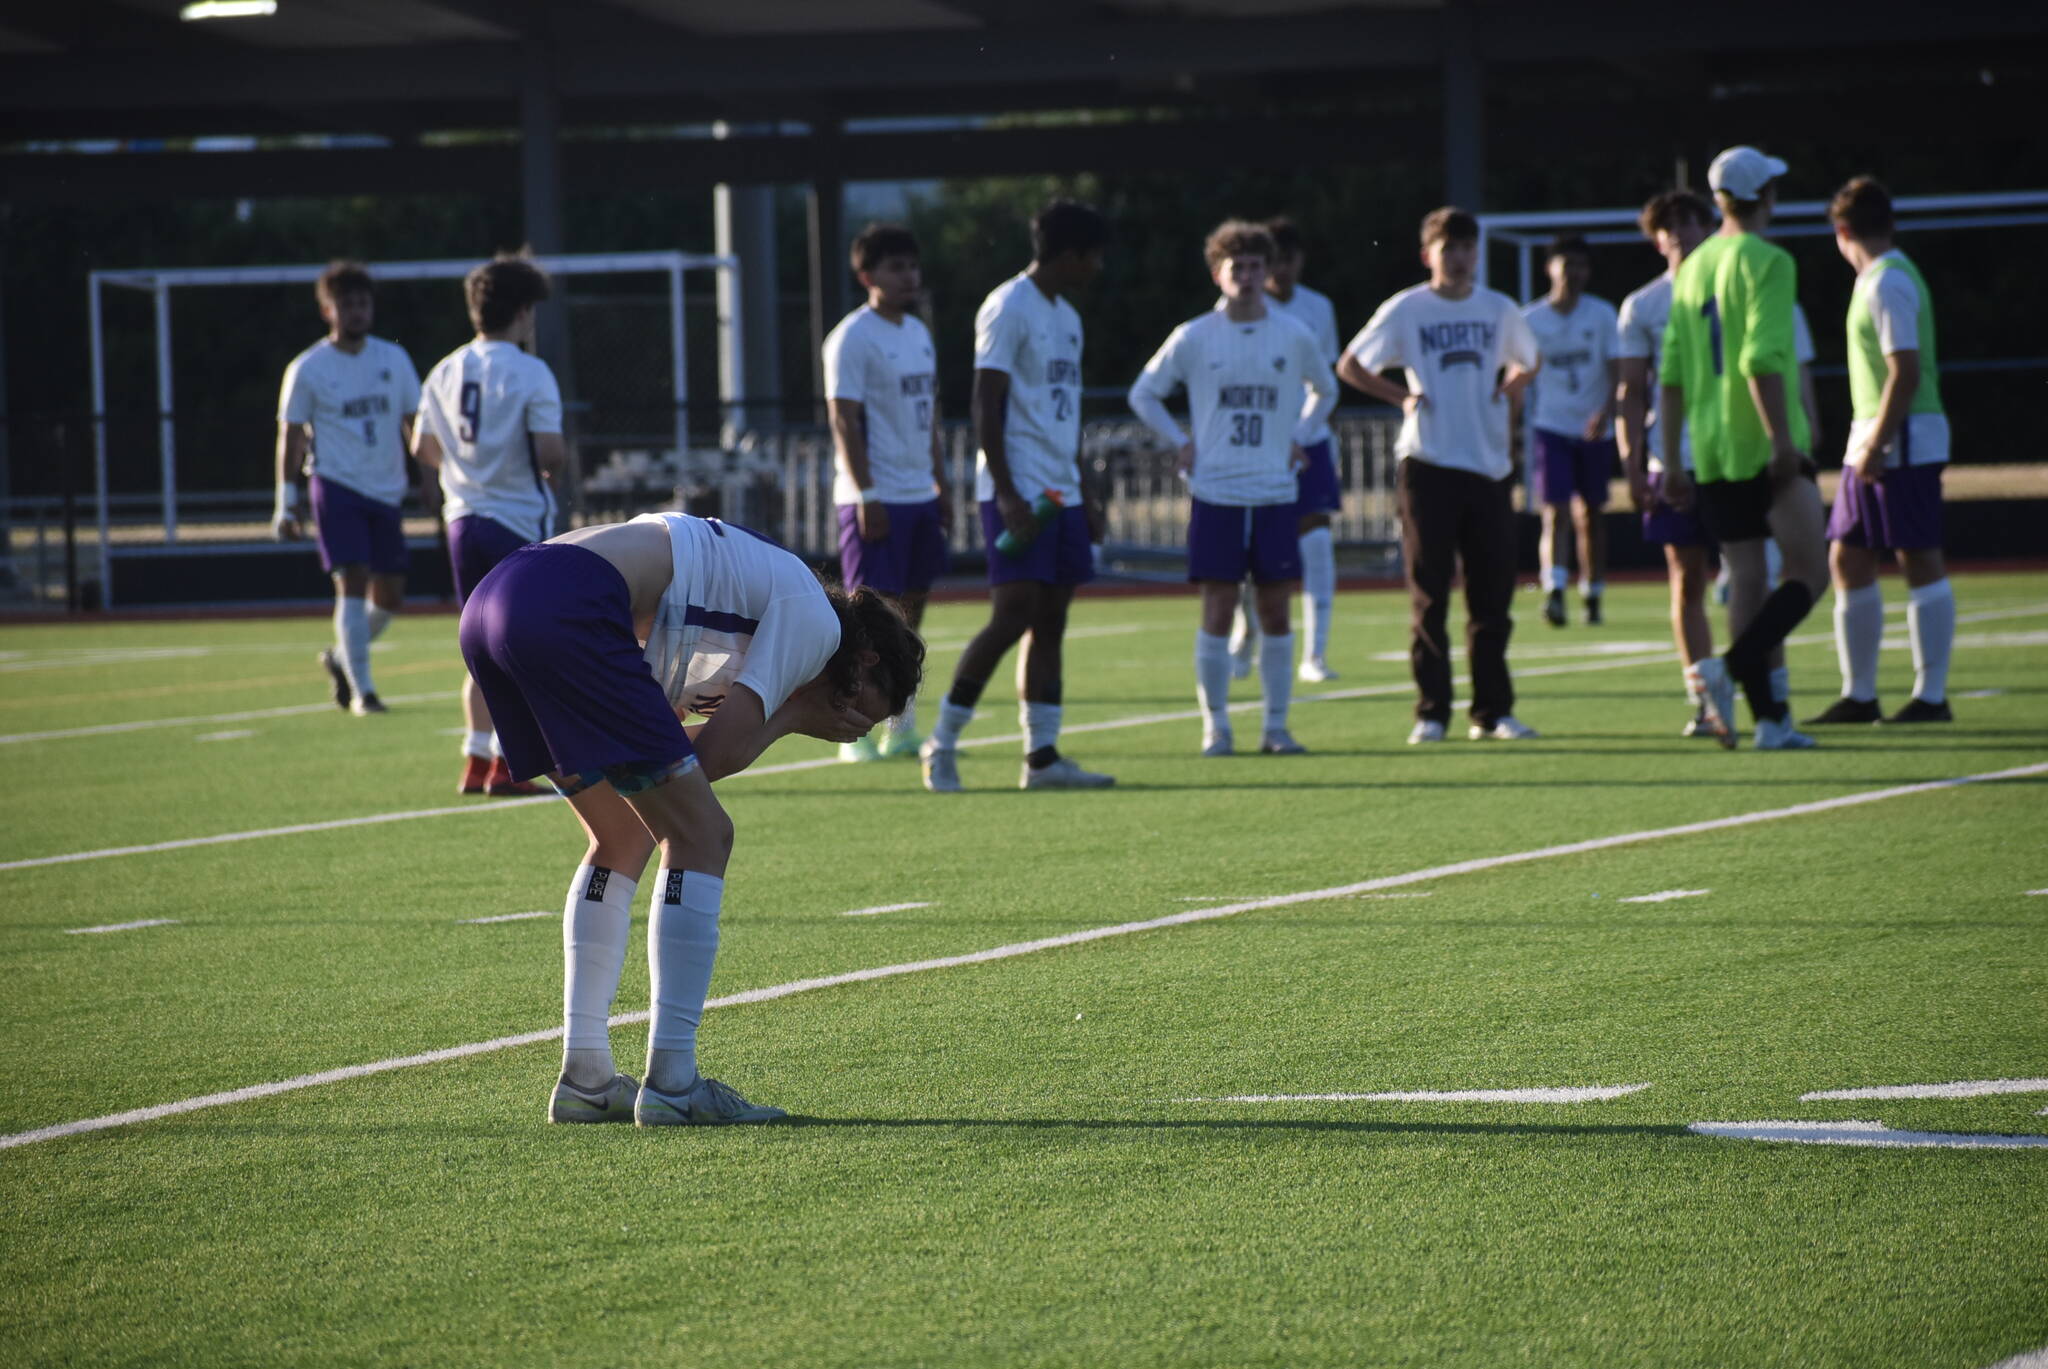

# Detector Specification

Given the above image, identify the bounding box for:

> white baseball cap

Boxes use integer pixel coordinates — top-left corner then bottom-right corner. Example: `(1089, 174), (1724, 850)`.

(1708, 146), (1789, 199)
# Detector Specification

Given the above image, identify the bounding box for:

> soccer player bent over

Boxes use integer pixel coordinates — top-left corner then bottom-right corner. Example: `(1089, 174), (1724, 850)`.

(1617, 190), (1722, 737)
(1130, 219), (1337, 756)
(823, 222), (950, 762)
(1339, 207), (1541, 744)
(1522, 235), (1621, 626)
(412, 255), (565, 796)
(1806, 176), (1957, 726)
(921, 199), (1115, 793)
(459, 512), (924, 1125)
(273, 261), (420, 715)
(1659, 146), (1827, 751)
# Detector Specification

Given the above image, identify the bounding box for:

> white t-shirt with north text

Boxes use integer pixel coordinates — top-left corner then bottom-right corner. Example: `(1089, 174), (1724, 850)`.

(1345, 284), (1540, 480)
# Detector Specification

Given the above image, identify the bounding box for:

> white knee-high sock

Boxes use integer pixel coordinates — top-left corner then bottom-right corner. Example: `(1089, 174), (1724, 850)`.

(335, 598), (374, 697)
(365, 603), (393, 641)
(1835, 583), (1883, 702)
(562, 863), (636, 1087)
(1259, 632), (1294, 733)
(1195, 630), (1233, 738)
(646, 869), (723, 1093)
(931, 699), (973, 749)
(1022, 701), (1061, 755)
(1299, 526), (1335, 661)
(1907, 578), (1955, 703)
(462, 730), (494, 759)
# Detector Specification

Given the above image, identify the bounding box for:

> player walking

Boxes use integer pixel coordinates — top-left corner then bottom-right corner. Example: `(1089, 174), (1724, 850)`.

(460, 512), (924, 1125)
(921, 199), (1115, 793)
(1129, 220), (1337, 756)
(1523, 235), (1621, 626)
(412, 255), (565, 796)
(1659, 146), (1828, 751)
(1338, 207), (1541, 744)
(1807, 176), (1957, 725)
(273, 261), (420, 715)
(823, 223), (950, 762)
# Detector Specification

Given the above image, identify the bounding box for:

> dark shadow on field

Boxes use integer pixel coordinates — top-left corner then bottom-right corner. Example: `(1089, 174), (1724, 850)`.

(775, 1115), (1691, 1140)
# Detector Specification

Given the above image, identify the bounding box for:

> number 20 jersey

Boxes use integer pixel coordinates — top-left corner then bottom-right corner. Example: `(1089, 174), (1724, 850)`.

(418, 338), (564, 542)
(972, 273), (1084, 505)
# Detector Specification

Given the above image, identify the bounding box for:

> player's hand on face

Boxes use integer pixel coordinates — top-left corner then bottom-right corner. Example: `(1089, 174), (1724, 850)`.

(857, 499), (891, 543)
(1174, 442), (1196, 477)
(996, 488), (1036, 541)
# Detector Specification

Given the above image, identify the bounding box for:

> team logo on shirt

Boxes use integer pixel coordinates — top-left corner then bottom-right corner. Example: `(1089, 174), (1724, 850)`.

(1272, 356), (1288, 373)
(379, 369), (391, 381)
(1419, 320), (1494, 372)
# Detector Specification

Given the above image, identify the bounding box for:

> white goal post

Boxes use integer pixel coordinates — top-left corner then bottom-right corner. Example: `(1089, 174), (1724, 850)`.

(84, 250), (739, 606)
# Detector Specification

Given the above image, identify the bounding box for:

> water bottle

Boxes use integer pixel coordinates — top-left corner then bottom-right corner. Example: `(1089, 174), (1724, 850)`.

(994, 491), (1064, 557)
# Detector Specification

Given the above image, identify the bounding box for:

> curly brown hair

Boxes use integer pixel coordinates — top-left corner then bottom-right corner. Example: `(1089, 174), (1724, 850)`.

(820, 584), (926, 718)
(1204, 219), (1277, 273)
(465, 254), (551, 333)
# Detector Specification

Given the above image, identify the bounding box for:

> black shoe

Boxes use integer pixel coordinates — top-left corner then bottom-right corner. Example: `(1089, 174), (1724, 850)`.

(318, 648), (352, 710)
(1803, 696), (1883, 726)
(1584, 594), (1603, 626)
(1543, 589), (1566, 627)
(1886, 697), (1954, 724)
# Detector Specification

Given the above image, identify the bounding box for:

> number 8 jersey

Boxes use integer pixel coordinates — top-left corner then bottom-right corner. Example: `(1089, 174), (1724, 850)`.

(972, 273), (1085, 506)
(418, 338), (564, 543)
(277, 335), (421, 507)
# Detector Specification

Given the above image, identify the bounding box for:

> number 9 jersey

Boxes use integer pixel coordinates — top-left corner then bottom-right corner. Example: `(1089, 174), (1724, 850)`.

(418, 338), (564, 543)
(972, 272), (1085, 506)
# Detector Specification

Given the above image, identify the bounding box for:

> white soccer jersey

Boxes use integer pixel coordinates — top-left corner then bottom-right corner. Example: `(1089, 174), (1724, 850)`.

(277, 336), (421, 506)
(1522, 294), (1620, 438)
(1345, 284), (1540, 481)
(418, 340), (562, 542)
(1129, 309), (1336, 506)
(822, 306), (940, 506)
(1270, 284), (1341, 445)
(1616, 272), (1690, 472)
(633, 512), (839, 721)
(972, 274), (1084, 505)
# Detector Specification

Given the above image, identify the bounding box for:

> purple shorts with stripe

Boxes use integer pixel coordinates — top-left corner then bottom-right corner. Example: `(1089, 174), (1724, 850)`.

(1827, 464), (1945, 551)
(980, 500), (1096, 587)
(1641, 471), (1709, 548)
(457, 542), (692, 783)
(1187, 498), (1303, 584)
(837, 497), (948, 596)
(1534, 429), (1616, 509)
(1295, 438), (1341, 514)
(447, 514), (534, 607)
(310, 474), (407, 575)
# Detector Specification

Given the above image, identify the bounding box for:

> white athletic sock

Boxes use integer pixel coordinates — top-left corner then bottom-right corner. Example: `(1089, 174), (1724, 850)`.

(1835, 583), (1883, 702)
(561, 863), (636, 1087)
(1770, 665), (1790, 705)
(1022, 701), (1061, 755)
(462, 729), (494, 760)
(335, 598), (374, 698)
(1544, 564), (1567, 592)
(931, 699), (973, 749)
(1907, 578), (1955, 703)
(1259, 632), (1294, 734)
(891, 698), (919, 738)
(646, 868), (723, 1093)
(365, 602), (393, 641)
(1299, 526), (1335, 661)
(489, 731), (503, 758)
(1195, 630), (1233, 738)
(1683, 665), (1704, 706)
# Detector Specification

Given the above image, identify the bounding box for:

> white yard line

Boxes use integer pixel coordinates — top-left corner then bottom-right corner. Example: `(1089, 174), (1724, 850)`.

(1984, 1346), (2048, 1369)
(1178, 1084), (1651, 1104)
(1800, 1078), (2048, 1101)
(0, 690), (457, 746)
(841, 902), (933, 917)
(63, 918), (180, 935)
(1619, 889), (1711, 904)
(4, 759), (2044, 1151)
(458, 911), (557, 925)
(194, 730), (256, 743)
(1688, 1119), (2048, 1150)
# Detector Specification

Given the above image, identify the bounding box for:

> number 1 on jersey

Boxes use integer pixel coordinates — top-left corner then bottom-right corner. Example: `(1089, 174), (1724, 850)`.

(1701, 298), (1724, 377)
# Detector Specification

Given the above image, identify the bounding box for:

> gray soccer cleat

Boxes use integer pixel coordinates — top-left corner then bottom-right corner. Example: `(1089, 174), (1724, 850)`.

(1020, 756), (1115, 789)
(1297, 657), (1339, 684)
(1259, 729), (1307, 755)
(1201, 729), (1234, 758)
(635, 1075), (788, 1127)
(1753, 717), (1819, 751)
(1407, 719), (1447, 745)
(920, 741), (962, 793)
(548, 1071), (639, 1125)
(1693, 656), (1739, 750)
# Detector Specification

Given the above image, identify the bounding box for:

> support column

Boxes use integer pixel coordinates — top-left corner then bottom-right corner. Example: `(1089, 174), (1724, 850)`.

(520, 40), (567, 360)
(806, 121), (847, 410)
(1442, 0), (1483, 211)
(715, 126), (782, 435)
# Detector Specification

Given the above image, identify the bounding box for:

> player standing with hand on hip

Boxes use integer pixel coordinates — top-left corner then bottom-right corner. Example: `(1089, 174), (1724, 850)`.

(412, 254), (566, 796)
(273, 261), (420, 716)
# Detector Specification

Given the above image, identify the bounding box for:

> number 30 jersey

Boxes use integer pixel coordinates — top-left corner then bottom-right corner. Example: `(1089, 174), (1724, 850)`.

(278, 336), (421, 507)
(418, 339), (563, 542)
(972, 273), (1085, 505)
(1128, 309), (1336, 507)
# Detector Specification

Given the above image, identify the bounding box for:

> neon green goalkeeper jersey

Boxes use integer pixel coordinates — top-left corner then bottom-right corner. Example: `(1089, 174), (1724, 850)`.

(1660, 231), (1809, 483)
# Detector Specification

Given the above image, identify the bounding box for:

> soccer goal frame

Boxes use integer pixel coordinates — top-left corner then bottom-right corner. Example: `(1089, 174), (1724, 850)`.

(84, 250), (739, 606)
(1477, 190), (2048, 301)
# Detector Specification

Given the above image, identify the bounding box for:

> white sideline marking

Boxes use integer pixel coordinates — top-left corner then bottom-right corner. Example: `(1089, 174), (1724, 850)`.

(1800, 1078), (2048, 1101)
(2027, 890), (2048, 897)
(6, 760), (2046, 1151)
(1984, 1345), (2048, 1369)
(1619, 889), (1711, 904)
(1689, 1119), (2048, 1150)
(194, 730), (256, 743)
(64, 918), (179, 935)
(458, 911), (557, 925)
(0, 689), (457, 746)
(841, 901), (933, 918)
(1180, 1083), (1651, 1104)
(1354, 891), (1433, 900)
(1959, 689), (2007, 700)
